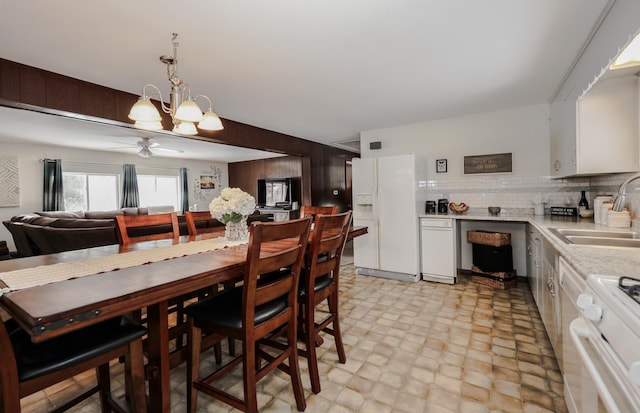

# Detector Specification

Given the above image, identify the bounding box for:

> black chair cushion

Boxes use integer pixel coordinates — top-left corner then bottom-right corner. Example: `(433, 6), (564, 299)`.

(299, 274), (332, 297)
(7, 316), (146, 382)
(184, 287), (287, 330)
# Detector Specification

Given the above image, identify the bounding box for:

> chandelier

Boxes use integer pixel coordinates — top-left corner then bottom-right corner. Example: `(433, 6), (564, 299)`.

(128, 33), (223, 135)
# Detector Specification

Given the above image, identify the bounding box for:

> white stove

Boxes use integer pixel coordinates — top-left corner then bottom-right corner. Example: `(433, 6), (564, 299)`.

(571, 274), (640, 412)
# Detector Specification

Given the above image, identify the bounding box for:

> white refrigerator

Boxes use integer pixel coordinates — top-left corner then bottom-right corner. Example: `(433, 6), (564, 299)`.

(352, 154), (427, 282)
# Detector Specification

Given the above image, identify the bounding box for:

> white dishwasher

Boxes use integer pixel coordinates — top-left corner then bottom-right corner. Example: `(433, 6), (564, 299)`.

(420, 217), (456, 284)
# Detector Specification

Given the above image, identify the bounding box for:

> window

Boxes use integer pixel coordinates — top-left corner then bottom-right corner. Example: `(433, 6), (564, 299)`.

(63, 173), (119, 211)
(137, 175), (180, 211)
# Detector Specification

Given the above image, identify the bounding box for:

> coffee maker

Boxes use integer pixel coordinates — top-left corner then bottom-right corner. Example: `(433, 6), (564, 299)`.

(425, 201), (436, 213)
(437, 199), (449, 214)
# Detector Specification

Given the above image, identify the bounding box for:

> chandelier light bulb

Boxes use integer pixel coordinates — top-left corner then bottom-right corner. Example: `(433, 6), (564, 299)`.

(134, 120), (163, 131)
(128, 97), (162, 122)
(198, 109), (224, 131)
(175, 99), (204, 123)
(173, 121), (198, 135)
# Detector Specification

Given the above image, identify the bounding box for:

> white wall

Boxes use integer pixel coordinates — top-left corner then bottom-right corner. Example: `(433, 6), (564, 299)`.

(357, 103), (589, 215)
(0, 142), (228, 251)
(360, 103), (550, 178)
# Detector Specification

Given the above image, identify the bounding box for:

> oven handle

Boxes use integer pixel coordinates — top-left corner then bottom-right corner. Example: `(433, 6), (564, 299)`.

(570, 317), (622, 413)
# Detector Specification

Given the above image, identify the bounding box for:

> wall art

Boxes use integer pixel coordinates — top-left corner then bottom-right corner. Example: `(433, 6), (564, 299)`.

(0, 155), (19, 207)
(463, 153), (512, 174)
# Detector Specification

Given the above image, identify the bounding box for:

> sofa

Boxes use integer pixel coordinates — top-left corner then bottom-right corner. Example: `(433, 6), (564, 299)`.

(3, 208), (268, 257)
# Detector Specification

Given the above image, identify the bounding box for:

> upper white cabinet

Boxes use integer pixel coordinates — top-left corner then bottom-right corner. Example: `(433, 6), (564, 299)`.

(551, 66), (639, 177)
(550, 0), (640, 177)
(576, 75), (639, 174)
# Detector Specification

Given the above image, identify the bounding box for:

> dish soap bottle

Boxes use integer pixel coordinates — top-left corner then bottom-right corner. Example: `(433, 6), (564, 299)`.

(579, 190), (589, 211)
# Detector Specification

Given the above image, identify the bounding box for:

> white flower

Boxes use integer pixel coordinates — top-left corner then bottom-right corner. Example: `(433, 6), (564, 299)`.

(209, 187), (256, 224)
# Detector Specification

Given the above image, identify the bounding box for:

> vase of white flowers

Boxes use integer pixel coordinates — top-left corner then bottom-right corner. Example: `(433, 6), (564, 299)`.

(209, 187), (256, 241)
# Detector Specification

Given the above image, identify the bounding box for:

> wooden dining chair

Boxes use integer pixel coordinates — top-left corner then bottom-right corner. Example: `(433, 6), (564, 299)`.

(115, 211), (191, 356)
(298, 210), (352, 394)
(185, 210), (221, 236)
(299, 205), (338, 221)
(185, 217), (312, 413)
(0, 316), (147, 412)
(115, 211), (180, 244)
(185, 210), (237, 357)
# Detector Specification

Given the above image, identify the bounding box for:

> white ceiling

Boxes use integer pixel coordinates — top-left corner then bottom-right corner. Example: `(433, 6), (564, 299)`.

(0, 0), (614, 153)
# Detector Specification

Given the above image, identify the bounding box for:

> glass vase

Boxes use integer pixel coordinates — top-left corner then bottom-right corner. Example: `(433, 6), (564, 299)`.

(225, 218), (249, 241)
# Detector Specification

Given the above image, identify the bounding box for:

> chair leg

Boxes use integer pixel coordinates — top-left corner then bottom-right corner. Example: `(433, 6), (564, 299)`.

(175, 302), (185, 350)
(289, 321), (307, 412)
(228, 337), (236, 356)
(328, 294), (346, 363)
(304, 303), (322, 394)
(187, 320), (202, 413)
(242, 339), (259, 413)
(0, 370), (20, 413)
(97, 364), (111, 413)
(126, 339), (148, 413)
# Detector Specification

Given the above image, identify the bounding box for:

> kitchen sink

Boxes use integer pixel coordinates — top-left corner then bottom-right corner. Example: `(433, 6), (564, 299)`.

(549, 228), (640, 248)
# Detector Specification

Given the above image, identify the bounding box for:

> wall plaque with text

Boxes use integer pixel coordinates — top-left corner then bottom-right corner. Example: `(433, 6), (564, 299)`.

(463, 153), (512, 174)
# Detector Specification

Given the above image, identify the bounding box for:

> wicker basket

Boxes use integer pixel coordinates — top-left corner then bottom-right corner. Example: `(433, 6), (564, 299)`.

(471, 265), (517, 290)
(467, 230), (511, 247)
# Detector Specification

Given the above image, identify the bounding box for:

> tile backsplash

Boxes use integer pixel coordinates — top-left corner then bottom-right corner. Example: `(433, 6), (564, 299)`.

(426, 172), (640, 227)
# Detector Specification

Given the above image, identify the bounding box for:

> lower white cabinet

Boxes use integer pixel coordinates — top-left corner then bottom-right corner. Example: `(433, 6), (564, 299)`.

(526, 225), (561, 362)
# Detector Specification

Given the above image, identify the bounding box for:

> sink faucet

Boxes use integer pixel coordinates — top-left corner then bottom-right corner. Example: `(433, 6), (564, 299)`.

(612, 171), (640, 211)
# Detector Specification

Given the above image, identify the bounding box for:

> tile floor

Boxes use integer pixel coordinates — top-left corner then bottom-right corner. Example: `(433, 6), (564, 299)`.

(20, 263), (567, 413)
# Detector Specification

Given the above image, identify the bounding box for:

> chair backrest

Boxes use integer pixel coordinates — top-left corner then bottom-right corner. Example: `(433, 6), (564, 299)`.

(304, 211), (352, 290)
(242, 217), (311, 330)
(0, 320), (20, 411)
(184, 211), (217, 236)
(299, 205), (339, 221)
(115, 212), (180, 244)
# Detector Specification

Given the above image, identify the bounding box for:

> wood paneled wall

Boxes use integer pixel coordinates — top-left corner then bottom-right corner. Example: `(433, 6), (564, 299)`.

(0, 58), (358, 209)
(229, 156), (309, 205)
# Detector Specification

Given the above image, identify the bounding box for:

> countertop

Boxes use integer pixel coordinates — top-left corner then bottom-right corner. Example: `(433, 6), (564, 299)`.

(419, 212), (640, 280)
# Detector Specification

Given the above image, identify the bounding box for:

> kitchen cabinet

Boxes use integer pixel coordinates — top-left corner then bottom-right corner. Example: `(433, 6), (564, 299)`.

(539, 236), (561, 365)
(526, 226), (542, 307)
(558, 257), (585, 412)
(526, 225), (561, 360)
(551, 74), (639, 177)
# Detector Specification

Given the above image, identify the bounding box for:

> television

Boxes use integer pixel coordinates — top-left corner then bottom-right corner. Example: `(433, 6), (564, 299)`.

(257, 177), (300, 208)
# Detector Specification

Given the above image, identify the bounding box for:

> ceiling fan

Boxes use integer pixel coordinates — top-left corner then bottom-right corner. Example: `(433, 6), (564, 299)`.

(113, 137), (184, 158)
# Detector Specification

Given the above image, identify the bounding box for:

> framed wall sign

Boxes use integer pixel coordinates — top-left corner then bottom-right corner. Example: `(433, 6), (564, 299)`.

(463, 153), (512, 175)
(436, 159), (447, 173)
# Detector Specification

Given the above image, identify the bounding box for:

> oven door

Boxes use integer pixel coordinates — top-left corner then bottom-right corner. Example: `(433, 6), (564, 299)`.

(570, 317), (640, 413)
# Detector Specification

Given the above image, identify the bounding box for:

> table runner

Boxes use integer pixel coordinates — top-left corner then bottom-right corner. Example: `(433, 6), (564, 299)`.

(0, 237), (246, 294)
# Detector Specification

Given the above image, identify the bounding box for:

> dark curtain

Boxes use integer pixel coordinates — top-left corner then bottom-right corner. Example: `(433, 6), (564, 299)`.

(121, 164), (140, 208)
(43, 158), (64, 211)
(180, 167), (189, 214)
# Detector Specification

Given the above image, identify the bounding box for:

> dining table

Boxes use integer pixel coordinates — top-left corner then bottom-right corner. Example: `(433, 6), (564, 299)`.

(0, 225), (367, 413)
